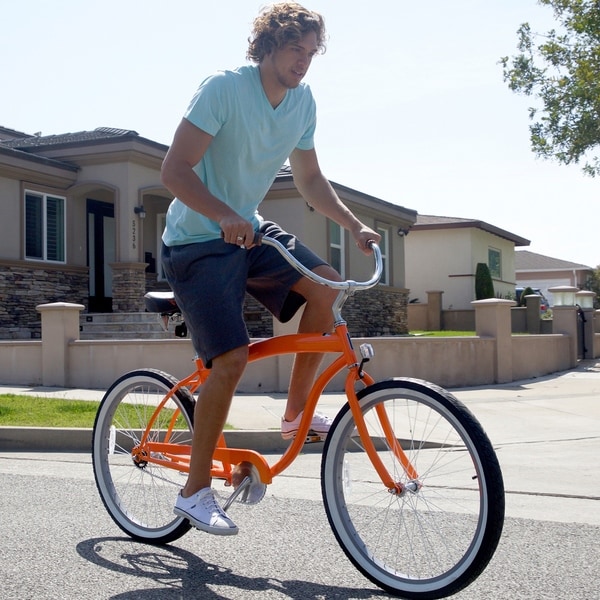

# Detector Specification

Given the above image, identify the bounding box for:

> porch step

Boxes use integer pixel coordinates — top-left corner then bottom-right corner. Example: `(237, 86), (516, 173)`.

(79, 312), (178, 340)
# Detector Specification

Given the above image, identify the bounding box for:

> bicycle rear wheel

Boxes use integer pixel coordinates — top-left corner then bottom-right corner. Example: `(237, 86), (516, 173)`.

(321, 379), (504, 599)
(92, 369), (196, 544)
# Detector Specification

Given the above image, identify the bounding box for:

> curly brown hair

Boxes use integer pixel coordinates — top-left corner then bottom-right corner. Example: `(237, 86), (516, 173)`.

(247, 3), (327, 63)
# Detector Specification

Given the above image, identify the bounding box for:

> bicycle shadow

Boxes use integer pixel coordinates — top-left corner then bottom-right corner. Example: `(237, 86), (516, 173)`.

(76, 537), (381, 599)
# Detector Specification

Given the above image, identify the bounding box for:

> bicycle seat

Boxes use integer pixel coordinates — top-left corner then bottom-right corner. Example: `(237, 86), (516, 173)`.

(144, 291), (180, 315)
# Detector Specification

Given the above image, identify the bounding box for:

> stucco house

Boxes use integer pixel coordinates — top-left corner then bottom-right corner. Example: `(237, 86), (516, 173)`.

(404, 215), (530, 310)
(0, 125), (416, 340)
(515, 250), (595, 304)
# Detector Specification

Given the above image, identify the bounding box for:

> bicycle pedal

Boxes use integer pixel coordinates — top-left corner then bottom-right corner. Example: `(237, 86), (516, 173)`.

(223, 462), (267, 510)
(304, 433), (325, 444)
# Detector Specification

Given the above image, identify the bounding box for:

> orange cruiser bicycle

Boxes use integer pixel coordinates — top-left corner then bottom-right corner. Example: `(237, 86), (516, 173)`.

(92, 236), (505, 600)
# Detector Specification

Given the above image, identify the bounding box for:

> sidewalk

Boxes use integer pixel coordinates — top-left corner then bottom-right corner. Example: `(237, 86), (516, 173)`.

(1, 360), (599, 525)
(1, 360), (599, 449)
(1, 360), (599, 498)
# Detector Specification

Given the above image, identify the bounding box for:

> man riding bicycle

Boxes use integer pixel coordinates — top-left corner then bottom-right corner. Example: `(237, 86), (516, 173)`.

(160, 2), (379, 536)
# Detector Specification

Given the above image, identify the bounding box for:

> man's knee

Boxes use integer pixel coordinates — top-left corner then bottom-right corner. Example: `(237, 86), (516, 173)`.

(295, 265), (341, 305)
(211, 346), (249, 381)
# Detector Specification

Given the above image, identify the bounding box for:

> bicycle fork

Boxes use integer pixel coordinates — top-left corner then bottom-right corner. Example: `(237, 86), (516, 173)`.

(345, 369), (420, 495)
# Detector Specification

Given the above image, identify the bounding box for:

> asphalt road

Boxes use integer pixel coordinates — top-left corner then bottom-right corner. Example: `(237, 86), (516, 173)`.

(0, 451), (598, 600)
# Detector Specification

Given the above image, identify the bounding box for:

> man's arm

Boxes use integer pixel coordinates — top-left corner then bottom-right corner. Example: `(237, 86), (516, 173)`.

(289, 147), (380, 252)
(161, 119), (257, 245)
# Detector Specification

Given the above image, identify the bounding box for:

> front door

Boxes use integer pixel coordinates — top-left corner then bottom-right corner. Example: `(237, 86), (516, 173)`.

(87, 199), (115, 312)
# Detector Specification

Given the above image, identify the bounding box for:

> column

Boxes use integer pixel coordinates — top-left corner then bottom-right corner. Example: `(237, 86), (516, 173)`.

(37, 302), (84, 387)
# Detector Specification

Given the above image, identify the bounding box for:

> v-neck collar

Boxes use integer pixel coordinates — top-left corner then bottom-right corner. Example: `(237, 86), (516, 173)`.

(255, 65), (289, 112)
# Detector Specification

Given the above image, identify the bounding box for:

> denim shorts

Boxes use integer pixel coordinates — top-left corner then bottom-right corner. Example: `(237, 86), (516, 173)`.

(161, 221), (328, 366)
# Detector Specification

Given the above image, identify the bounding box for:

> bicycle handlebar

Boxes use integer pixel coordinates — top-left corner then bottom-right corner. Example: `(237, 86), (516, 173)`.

(258, 234), (382, 292)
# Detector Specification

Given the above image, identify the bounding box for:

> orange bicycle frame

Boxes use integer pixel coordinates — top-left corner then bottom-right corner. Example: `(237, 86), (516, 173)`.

(138, 319), (419, 492)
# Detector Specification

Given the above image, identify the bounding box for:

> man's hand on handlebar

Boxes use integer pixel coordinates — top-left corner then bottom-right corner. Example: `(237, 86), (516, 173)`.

(219, 216), (260, 249)
(353, 226), (381, 255)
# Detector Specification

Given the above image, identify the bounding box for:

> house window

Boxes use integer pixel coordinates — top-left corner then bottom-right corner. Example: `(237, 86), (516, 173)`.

(377, 226), (390, 285)
(329, 220), (345, 278)
(488, 247), (501, 279)
(25, 191), (66, 262)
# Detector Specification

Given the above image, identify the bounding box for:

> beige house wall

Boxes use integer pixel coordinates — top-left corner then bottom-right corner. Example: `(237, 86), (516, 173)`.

(406, 228), (518, 310)
(0, 175), (23, 259)
(470, 228), (516, 299)
(73, 159), (165, 264)
(261, 190), (408, 287)
(1, 133), (416, 339)
(406, 228), (473, 308)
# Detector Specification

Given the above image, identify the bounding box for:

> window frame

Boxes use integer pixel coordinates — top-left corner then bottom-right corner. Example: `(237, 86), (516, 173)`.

(488, 247), (502, 279)
(24, 190), (67, 264)
(328, 220), (346, 279)
(376, 225), (390, 286)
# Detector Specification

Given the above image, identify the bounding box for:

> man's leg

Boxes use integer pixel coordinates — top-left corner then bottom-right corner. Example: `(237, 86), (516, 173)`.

(283, 264), (341, 422)
(182, 345), (248, 497)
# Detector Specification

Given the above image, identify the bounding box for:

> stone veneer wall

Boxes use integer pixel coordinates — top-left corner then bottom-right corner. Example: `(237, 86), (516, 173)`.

(344, 287), (409, 336)
(244, 293), (274, 338)
(110, 263), (148, 313)
(0, 262), (88, 339)
(243, 286), (409, 338)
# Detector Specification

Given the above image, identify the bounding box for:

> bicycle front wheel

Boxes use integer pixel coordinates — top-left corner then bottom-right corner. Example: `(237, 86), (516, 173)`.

(92, 369), (196, 544)
(321, 379), (505, 599)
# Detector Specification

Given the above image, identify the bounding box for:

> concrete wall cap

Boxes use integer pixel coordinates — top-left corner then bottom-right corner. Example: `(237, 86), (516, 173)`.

(471, 298), (516, 307)
(36, 302), (85, 312)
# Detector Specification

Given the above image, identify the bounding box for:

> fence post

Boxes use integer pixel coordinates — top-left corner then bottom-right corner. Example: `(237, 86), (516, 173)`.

(524, 294), (541, 334)
(472, 298), (515, 383)
(549, 286), (579, 366)
(36, 302), (84, 387)
(426, 291), (443, 331)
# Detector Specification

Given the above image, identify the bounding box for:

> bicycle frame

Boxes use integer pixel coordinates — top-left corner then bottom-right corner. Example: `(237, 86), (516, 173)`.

(133, 237), (418, 494)
(135, 321), (418, 494)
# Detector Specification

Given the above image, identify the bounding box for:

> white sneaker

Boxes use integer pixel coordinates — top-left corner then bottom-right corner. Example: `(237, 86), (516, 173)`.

(173, 487), (238, 536)
(281, 411), (333, 440)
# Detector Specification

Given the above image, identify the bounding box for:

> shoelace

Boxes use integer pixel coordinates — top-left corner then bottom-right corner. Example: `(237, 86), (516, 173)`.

(199, 492), (225, 517)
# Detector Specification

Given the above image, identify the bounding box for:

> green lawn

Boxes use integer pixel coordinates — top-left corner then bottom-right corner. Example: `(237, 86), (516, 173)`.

(0, 394), (181, 428)
(409, 330), (476, 337)
(0, 394), (237, 429)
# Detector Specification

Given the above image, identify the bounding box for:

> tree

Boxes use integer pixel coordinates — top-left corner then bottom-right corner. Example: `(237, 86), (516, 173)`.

(584, 265), (600, 307)
(475, 263), (495, 300)
(500, 0), (600, 176)
(519, 286), (536, 306)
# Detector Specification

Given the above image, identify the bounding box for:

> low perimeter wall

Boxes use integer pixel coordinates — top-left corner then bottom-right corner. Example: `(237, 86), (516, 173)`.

(0, 300), (597, 393)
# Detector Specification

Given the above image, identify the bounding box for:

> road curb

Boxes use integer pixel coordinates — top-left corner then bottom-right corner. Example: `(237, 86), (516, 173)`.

(0, 427), (324, 454)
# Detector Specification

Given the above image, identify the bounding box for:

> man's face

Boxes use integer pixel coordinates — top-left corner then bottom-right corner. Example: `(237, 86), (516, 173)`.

(266, 30), (319, 89)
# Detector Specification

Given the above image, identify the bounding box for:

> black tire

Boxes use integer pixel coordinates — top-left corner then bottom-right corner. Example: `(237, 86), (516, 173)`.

(321, 379), (505, 599)
(92, 369), (196, 544)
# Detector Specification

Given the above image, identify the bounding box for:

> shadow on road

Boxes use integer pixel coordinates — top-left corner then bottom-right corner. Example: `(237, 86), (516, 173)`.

(76, 537), (381, 599)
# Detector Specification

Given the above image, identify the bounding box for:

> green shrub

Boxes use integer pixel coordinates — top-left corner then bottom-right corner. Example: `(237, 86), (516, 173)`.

(519, 286), (535, 306)
(475, 263), (495, 300)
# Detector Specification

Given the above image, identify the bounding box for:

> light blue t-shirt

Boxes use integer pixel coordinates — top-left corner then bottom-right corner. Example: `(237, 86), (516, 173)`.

(162, 64), (317, 246)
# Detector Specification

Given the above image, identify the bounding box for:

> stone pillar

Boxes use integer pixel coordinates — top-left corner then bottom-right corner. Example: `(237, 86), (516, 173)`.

(110, 262), (148, 312)
(550, 286), (579, 366)
(472, 298), (515, 384)
(524, 294), (541, 334)
(37, 302), (84, 387)
(552, 306), (579, 365)
(426, 291), (443, 331)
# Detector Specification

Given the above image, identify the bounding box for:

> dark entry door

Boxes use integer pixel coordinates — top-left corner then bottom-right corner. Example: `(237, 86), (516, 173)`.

(87, 199), (115, 312)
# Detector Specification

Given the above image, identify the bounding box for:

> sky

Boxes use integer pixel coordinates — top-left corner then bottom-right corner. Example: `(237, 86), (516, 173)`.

(2, 0), (598, 268)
